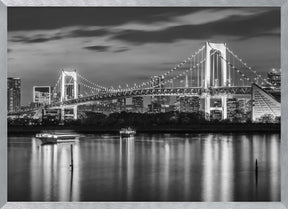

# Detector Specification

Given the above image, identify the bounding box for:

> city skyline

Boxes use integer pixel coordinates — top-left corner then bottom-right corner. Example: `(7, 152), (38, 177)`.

(7, 7), (282, 203)
(8, 7), (280, 106)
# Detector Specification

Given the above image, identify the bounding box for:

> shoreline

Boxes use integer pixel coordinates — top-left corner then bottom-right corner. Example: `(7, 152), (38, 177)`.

(8, 123), (280, 135)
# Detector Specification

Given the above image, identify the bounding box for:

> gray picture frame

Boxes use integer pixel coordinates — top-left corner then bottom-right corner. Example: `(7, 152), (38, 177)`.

(1, 0), (287, 208)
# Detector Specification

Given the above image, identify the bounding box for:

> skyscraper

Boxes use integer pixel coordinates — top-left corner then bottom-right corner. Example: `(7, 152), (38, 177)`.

(7, 77), (21, 112)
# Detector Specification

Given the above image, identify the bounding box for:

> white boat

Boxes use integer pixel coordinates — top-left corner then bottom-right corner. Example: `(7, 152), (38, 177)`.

(35, 131), (80, 144)
(120, 127), (136, 137)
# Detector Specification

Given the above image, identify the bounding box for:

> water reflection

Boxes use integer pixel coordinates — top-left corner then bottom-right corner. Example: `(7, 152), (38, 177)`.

(30, 138), (80, 201)
(8, 133), (280, 201)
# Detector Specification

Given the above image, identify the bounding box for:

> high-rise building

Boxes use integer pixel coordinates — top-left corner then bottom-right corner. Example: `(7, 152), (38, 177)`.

(267, 69), (281, 87)
(33, 86), (51, 105)
(132, 97), (144, 113)
(179, 96), (200, 113)
(7, 77), (21, 112)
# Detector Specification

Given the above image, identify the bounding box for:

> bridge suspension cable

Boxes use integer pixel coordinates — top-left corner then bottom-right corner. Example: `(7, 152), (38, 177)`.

(123, 45), (206, 91)
(226, 47), (274, 86)
(218, 54), (252, 86)
(150, 49), (218, 89)
(77, 72), (109, 91)
(51, 73), (62, 101)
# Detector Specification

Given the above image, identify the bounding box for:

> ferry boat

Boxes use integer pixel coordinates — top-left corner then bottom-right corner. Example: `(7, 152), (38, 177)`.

(119, 127), (136, 137)
(35, 131), (80, 144)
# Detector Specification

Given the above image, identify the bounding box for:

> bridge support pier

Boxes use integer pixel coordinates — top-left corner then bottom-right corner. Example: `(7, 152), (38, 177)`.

(61, 106), (78, 121)
(222, 96), (227, 120)
(204, 95), (227, 120)
(204, 95), (211, 120)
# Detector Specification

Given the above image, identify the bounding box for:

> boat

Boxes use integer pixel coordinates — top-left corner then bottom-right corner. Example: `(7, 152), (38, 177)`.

(35, 131), (80, 144)
(120, 127), (136, 137)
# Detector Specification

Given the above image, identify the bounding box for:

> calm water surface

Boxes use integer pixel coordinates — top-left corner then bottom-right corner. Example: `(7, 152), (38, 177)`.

(8, 132), (280, 201)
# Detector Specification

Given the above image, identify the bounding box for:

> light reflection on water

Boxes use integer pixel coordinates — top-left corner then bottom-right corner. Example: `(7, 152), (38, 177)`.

(8, 133), (280, 201)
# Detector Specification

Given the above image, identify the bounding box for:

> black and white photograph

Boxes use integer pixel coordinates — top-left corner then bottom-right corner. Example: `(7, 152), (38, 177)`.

(7, 7), (281, 201)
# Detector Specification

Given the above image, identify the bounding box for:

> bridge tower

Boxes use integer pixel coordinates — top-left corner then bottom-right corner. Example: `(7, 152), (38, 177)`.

(204, 42), (228, 120)
(60, 69), (78, 120)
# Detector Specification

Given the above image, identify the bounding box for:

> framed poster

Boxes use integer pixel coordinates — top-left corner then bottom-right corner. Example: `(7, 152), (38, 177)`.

(1, 0), (288, 209)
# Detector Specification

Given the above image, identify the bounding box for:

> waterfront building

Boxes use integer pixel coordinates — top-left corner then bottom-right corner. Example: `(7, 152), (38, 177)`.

(267, 68), (281, 87)
(227, 98), (237, 121)
(33, 86), (51, 105)
(148, 102), (161, 113)
(117, 98), (126, 112)
(162, 104), (176, 113)
(179, 96), (200, 113)
(7, 77), (21, 112)
(132, 97), (144, 113)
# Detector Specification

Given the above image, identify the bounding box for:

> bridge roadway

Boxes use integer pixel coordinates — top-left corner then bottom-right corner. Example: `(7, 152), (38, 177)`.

(49, 86), (252, 108)
(9, 85), (280, 114)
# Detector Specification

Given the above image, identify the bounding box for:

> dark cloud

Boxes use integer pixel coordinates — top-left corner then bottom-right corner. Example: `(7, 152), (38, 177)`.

(9, 28), (109, 44)
(112, 47), (130, 53)
(8, 8), (203, 31)
(10, 34), (63, 43)
(69, 28), (109, 38)
(83, 45), (110, 52)
(9, 8), (279, 45)
(110, 9), (280, 44)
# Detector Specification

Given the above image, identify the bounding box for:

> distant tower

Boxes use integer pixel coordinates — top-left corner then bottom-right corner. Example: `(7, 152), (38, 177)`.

(7, 77), (21, 112)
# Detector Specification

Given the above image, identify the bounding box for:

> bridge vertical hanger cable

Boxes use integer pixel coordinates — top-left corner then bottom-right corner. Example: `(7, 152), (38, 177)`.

(217, 52), (218, 86)
(197, 51), (199, 87)
(227, 50), (230, 86)
(212, 52), (215, 86)
(192, 55), (194, 87)
(201, 49), (203, 87)
(52, 73), (62, 103)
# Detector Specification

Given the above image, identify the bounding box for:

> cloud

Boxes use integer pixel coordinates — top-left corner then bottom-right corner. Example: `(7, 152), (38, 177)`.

(83, 45), (110, 52)
(8, 8), (203, 31)
(110, 9), (280, 44)
(9, 8), (279, 45)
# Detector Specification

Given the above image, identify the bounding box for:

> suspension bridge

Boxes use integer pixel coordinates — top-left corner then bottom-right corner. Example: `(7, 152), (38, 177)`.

(9, 42), (281, 122)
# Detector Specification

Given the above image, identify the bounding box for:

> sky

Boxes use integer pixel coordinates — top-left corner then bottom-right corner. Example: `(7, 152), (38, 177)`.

(8, 7), (280, 106)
